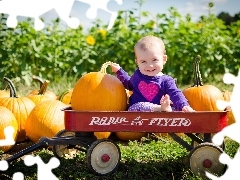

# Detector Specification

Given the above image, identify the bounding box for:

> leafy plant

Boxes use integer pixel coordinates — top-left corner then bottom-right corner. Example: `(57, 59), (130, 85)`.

(0, 2), (239, 86)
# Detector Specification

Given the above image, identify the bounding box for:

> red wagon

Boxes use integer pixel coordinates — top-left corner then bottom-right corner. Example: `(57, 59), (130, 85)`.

(4, 108), (228, 179)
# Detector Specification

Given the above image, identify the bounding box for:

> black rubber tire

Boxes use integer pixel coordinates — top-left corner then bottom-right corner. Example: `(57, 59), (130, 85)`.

(52, 129), (77, 159)
(191, 133), (225, 150)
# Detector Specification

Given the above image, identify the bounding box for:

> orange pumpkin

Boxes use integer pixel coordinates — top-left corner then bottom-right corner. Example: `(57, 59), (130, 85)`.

(0, 89), (10, 98)
(28, 75), (57, 100)
(0, 77), (35, 142)
(223, 90), (235, 125)
(27, 80), (53, 105)
(71, 62), (128, 139)
(0, 106), (18, 152)
(94, 132), (112, 139)
(71, 62), (127, 111)
(183, 55), (224, 111)
(25, 100), (68, 143)
(115, 132), (147, 141)
(58, 89), (73, 104)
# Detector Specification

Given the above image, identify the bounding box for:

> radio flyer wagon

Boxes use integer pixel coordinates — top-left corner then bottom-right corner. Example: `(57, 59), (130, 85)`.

(4, 108), (228, 178)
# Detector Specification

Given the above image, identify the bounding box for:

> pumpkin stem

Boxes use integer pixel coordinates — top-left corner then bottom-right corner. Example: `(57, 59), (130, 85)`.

(100, 61), (113, 74)
(32, 75), (44, 89)
(38, 80), (49, 95)
(192, 55), (203, 87)
(3, 77), (18, 98)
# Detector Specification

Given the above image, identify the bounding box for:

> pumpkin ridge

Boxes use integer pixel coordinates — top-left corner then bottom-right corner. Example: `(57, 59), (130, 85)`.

(207, 90), (214, 111)
(17, 98), (27, 131)
(43, 100), (54, 123)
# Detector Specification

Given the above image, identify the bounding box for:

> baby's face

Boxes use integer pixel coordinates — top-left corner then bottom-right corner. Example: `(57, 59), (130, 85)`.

(135, 46), (166, 76)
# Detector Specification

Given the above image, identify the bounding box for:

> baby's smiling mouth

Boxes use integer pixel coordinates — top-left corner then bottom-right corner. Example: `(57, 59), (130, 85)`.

(146, 69), (156, 72)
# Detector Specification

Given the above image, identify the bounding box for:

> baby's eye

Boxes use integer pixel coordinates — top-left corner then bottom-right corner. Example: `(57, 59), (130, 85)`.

(141, 61), (146, 64)
(153, 59), (159, 62)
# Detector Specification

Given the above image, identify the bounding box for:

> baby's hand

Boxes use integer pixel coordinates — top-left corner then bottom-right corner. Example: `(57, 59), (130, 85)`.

(110, 62), (121, 73)
(182, 106), (195, 112)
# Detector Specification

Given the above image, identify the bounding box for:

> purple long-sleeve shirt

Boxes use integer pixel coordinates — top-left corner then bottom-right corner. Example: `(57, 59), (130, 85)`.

(116, 68), (190, 111)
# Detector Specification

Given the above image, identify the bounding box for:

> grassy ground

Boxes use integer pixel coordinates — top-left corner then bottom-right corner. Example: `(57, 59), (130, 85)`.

(1, 134), (239, 180)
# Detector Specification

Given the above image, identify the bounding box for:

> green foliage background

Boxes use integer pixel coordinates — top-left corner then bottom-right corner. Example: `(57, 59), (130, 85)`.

(0, 2), (239, 86)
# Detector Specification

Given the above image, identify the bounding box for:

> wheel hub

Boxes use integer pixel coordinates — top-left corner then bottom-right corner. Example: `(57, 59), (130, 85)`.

(203, 159), (212, 168)
(101, 154), (110, 162)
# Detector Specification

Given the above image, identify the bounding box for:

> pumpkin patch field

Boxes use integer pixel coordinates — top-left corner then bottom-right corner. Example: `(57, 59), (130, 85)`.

(0, 1), (239, 179)
(0, 69), (238, 180)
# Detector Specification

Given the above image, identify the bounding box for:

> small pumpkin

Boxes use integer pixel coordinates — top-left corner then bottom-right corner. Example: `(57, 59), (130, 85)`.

(28, 75), (57, 100)
(94, 132), (112, 139)
(0, 77), (35, 142)
(71, 61), (128, 139)
(25, 100), (68, 143)
(58, 89), (73, 104)
(183, 55), (224, 111)
(223, 90), (235, 125)
(0, 106), (18, 152)
(115, 132), (147, 141)
(27, 80), (53, 105)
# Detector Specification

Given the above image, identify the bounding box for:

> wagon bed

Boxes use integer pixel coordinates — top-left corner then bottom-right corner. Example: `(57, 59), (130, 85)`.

(64, 109), (227, 133)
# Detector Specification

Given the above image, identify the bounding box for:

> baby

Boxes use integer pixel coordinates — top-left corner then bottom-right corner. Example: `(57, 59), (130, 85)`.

(111, 35), (194, 112)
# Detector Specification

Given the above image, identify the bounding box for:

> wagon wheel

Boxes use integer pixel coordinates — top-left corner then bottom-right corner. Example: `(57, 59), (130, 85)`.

(191, 133), (225, 150)
(86, 139), (121, 176)
(189, 142), (226, 179)
(52, 129), (79, 159)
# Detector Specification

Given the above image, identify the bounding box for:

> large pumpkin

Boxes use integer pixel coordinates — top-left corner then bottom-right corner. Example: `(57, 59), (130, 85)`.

(0, 77), (35, 142)
(71, 62), (128, 139)
(0, 106), (18, 152)
(183, 55), (224, 111)
(71, 62), (127, 111)
(28, 75), (57, 100)
(25, 100), (68, 143)
(223, 90), (235, 125)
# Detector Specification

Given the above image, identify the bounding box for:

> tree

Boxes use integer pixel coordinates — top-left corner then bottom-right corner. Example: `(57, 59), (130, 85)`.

(233, 12), (240, 22)
(217, 11), (240, 25)
(217, 12), (234, 25)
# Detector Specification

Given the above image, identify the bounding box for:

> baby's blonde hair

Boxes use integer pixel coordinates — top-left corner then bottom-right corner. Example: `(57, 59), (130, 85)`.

(134, 35), (166, 55)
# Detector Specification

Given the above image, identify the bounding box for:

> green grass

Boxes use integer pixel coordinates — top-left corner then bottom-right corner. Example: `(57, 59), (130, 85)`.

(1, 134), (239, 180)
